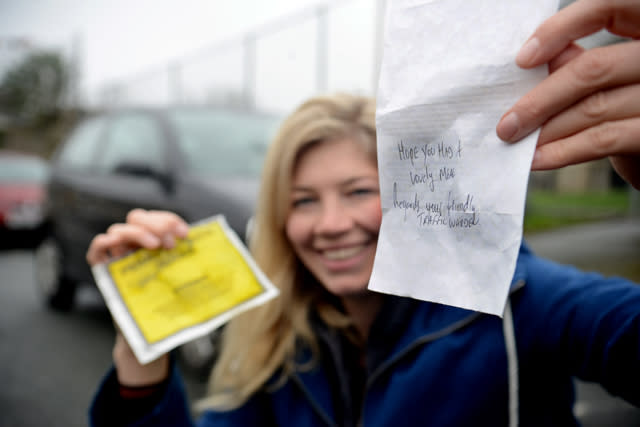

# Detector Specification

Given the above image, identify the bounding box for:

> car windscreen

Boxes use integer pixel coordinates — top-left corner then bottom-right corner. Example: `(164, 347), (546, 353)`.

(168, 109), (279, 177)
(0, 157), (49, 182)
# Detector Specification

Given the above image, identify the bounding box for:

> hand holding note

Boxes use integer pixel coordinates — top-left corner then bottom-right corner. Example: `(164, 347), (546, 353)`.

(88, 210), (278, 365)
(87, 209), (188, 383)
(112, 330), (169, 386)
(370, 0), (559, 315)
(499, 0), (640, 190)
(86, 209), (190, 265)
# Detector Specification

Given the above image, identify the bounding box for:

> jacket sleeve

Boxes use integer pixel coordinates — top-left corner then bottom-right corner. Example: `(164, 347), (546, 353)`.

(89, 361), (195, 427)
(89, 360), (275, 427)
(513, 249), (640, 406)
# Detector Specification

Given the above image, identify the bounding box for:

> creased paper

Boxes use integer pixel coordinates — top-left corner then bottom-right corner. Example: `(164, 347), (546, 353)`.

(369, 0), (559, 316)
(92, 215), (278, 364)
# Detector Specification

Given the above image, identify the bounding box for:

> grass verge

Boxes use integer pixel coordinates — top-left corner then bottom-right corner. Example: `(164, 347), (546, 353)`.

(523, 189), (630, 234)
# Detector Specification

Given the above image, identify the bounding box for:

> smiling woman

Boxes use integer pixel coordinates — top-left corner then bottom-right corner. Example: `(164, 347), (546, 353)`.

(83, 88), (640, 427)
(285, 137), (383, 334)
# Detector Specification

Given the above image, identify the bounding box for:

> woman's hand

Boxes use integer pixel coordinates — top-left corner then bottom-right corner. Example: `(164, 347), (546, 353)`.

(86, 208), (189, 385)
(86, 208), (190, 266)
(496, 0), (640, 190)
(113, 330), (170, 387)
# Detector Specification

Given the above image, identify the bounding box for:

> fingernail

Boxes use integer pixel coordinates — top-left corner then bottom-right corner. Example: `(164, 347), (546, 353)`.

(176, 223), (189, 238)
(497, 112), (520, 141)
(516, 37), (540, 67)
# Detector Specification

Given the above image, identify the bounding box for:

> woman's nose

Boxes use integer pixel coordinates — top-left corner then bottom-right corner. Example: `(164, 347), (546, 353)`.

(314, 198), (352, 234)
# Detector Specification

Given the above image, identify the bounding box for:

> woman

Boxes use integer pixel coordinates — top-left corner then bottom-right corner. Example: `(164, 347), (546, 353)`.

(88, 1), (640, 425)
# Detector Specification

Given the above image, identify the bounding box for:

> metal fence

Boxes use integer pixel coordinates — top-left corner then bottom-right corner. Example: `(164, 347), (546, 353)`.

(88, 0), (624, 115)
(93, 0), (387, 114)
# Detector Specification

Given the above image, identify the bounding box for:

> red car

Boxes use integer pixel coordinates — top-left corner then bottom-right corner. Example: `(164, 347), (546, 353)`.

(0, 150), (50, 248)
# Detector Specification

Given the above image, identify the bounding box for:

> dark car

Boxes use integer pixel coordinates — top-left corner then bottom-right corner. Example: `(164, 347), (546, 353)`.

(0, 150), (50, 248)
(34, 106), (280, 373)
(35, 106), (279, 311)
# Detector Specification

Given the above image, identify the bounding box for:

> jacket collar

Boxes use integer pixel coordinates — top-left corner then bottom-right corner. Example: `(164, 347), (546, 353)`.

(512, 239), (531, 284)
(289, 242), (532, 423)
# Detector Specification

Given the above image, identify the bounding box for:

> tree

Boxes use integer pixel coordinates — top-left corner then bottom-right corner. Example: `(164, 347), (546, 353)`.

(0, 50), (68, 123)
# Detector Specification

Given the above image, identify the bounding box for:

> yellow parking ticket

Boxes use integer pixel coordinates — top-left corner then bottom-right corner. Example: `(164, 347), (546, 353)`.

(91, 215), (279, 364)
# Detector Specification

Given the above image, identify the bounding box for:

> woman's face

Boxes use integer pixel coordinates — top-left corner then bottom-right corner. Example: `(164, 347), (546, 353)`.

(285, 137), (381, 298)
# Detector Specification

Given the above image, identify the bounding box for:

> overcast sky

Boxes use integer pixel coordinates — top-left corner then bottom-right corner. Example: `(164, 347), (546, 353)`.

(0, 0), (380, 112)
(3, 0), (616, 114)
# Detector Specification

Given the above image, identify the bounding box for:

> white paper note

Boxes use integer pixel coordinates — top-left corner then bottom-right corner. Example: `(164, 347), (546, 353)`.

(369, 0), (559, 316)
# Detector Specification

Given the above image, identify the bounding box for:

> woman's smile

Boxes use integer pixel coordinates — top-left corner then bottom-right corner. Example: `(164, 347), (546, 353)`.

(322, 244), (368, 261)
(285, 137), (382, 297)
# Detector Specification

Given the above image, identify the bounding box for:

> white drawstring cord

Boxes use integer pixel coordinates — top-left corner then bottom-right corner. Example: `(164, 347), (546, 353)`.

(503, 299), (519, 427)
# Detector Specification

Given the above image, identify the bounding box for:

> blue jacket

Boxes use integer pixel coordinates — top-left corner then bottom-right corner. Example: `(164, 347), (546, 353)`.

(90, 243), (640, 426)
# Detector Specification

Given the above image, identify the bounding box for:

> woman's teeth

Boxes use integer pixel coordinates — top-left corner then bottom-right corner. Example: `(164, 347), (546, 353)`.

(323, 246), (363, 260)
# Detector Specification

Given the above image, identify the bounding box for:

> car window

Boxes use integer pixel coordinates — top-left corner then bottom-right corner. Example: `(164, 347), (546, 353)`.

(97, 114), (165, 173)
(56, 116), (107, 170)
(169, 110), (279, 177)
(0, 157), (48, 182)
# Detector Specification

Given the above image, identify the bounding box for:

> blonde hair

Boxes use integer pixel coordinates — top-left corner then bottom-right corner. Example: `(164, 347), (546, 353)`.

(197, 93), (377, 411)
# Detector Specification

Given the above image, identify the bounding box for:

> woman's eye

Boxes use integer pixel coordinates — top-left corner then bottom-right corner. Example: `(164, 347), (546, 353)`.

(292, 197), (315, 208)
(350, 188), (376, 197)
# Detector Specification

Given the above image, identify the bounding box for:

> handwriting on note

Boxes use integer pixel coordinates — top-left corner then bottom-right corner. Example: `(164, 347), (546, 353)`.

(391, 131), (479, 229)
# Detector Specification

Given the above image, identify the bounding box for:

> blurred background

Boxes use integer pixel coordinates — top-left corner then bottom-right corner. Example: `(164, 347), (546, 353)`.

(0, 0), (638, 426)
(0, 0), (636, 199)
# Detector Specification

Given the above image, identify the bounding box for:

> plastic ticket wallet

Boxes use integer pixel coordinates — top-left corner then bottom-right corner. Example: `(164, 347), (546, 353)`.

(91, 215), (279, 364)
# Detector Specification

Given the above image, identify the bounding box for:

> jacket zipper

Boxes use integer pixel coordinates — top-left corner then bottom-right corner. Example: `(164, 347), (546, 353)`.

(356, 311), (482, 426)
(357, 279), (525, 426)
(294, 279), (526, 427)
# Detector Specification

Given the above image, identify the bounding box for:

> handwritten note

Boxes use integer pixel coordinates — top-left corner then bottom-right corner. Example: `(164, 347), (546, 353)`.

(392, 132), (478, 229)
(369, 0), (559, 316)
(92, 215), (278, 364)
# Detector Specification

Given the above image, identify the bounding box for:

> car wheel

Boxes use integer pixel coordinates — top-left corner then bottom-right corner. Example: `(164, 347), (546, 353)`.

(33, 236), (76, 312)
(177, 332), (221, 381)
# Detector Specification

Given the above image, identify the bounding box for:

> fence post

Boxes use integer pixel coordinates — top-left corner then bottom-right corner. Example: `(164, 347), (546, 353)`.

(243, 32), (256, 110)
(169, 62), (182, 105)
(316, 5), (329, 94)
(373, 0), (387, 94)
